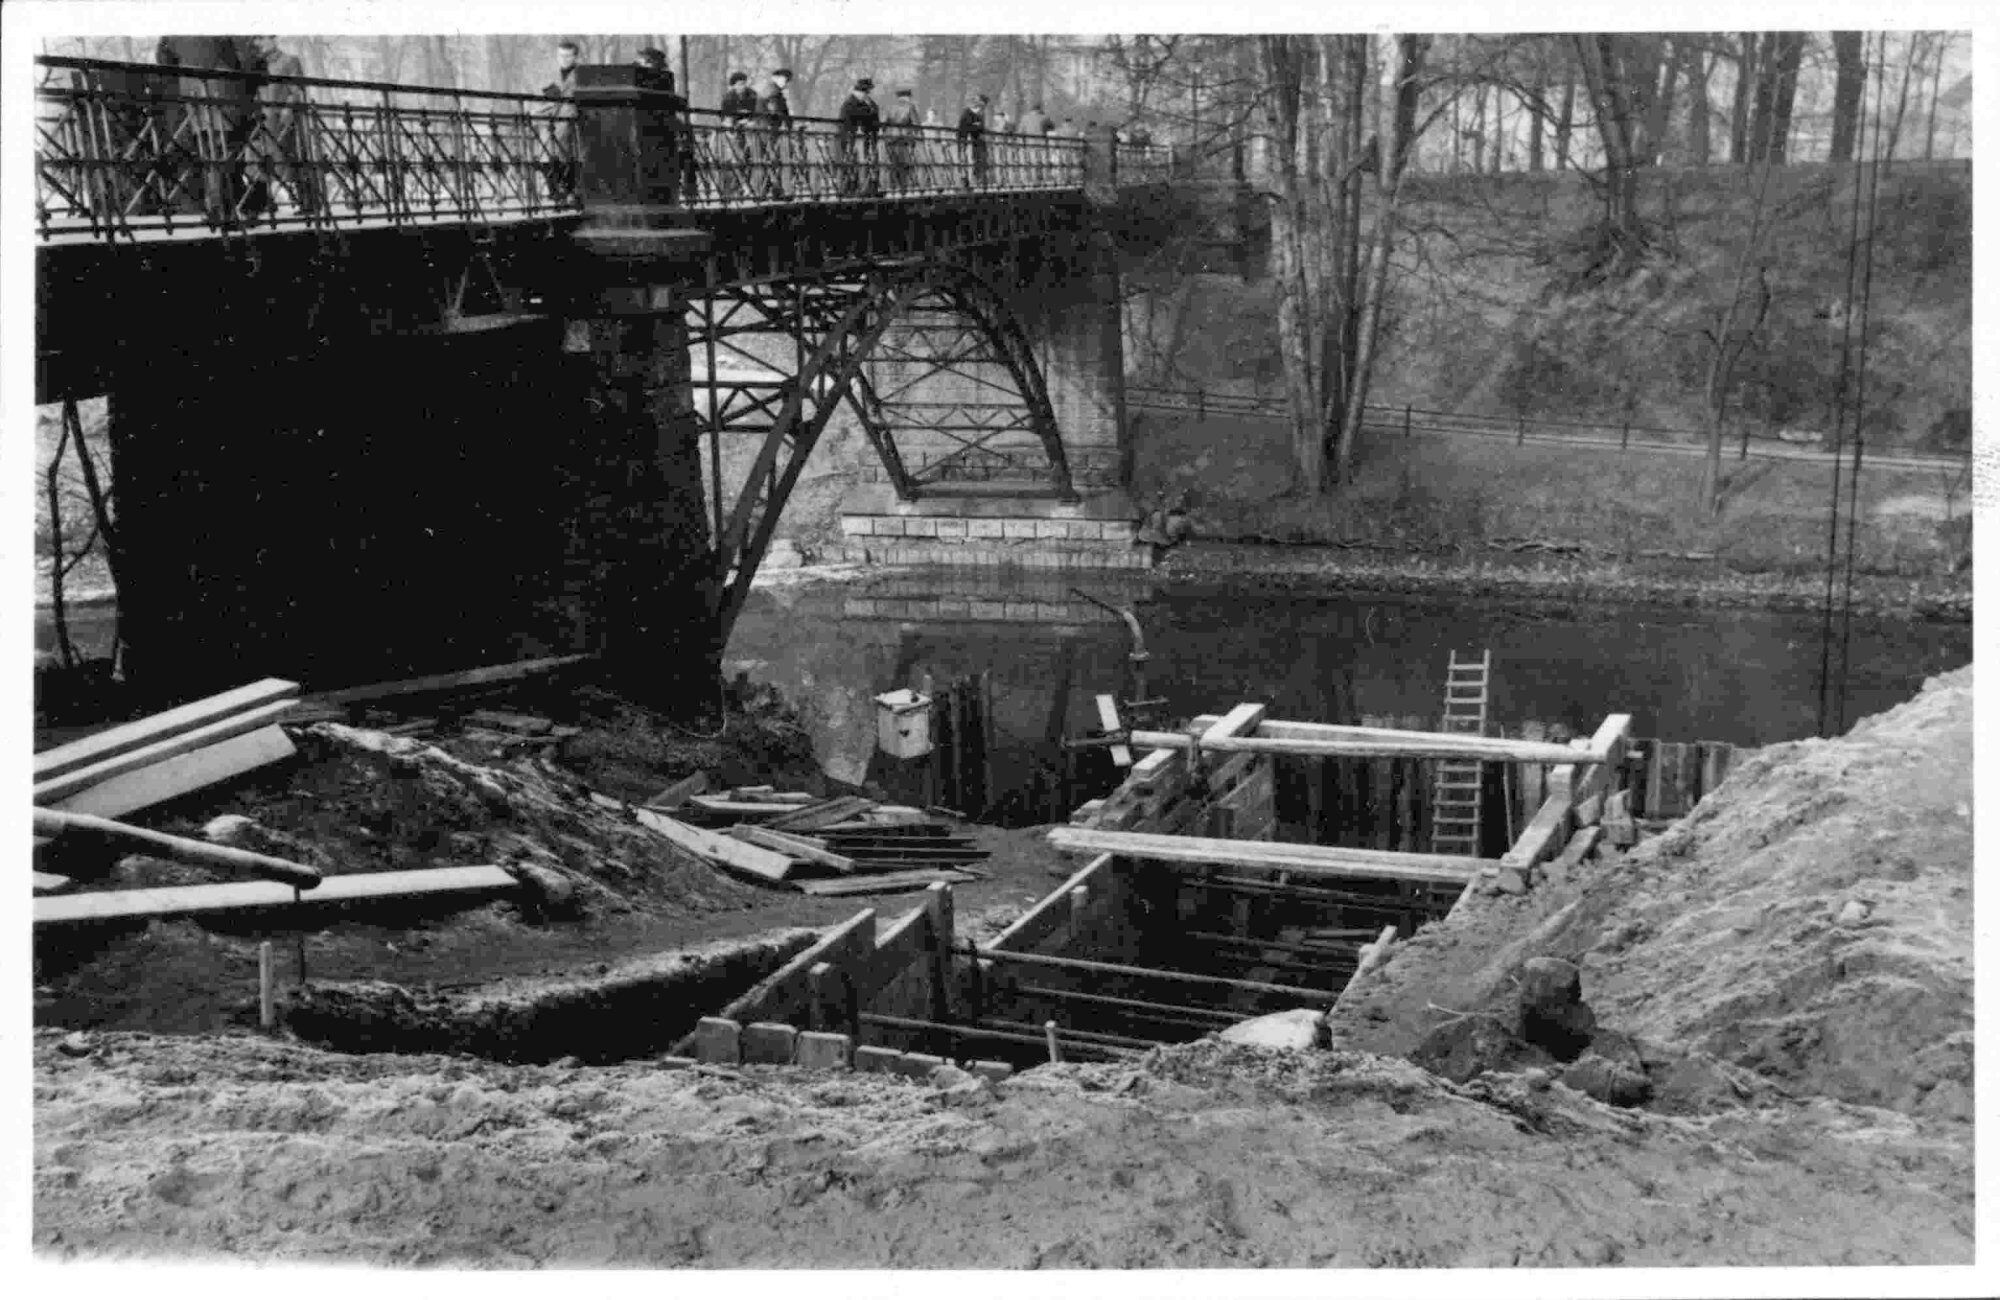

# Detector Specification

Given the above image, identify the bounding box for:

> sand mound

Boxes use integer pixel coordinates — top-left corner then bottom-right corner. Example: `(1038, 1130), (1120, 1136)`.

(1335, 666), (1973, 1121)
(1583, 666), (1973, 1117)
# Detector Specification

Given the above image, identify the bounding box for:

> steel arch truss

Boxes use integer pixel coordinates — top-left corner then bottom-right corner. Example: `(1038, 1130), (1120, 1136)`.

(688, 264), (1075, 638)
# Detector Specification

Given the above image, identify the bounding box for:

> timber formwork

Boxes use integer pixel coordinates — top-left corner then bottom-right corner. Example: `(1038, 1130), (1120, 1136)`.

(675, 701), (1632, 1068)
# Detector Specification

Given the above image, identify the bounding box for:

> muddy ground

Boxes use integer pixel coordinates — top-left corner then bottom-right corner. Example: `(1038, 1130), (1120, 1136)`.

(31, 668), (1978, 1268)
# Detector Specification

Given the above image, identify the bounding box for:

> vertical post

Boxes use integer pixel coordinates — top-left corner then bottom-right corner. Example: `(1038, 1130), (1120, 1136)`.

(926, 882), (955, 1057)
(258, 940), (276, 1031)
(1404, 404), (1413, 440)
(1620, 418), (1630, 453)
(978, 670), (995, 818)
(1044, 1019), (1063, 1064)
(1516, 412), (1526, 446)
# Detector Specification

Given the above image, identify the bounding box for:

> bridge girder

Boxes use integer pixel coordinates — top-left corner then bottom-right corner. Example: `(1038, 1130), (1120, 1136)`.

(686, 262), (1079, 640)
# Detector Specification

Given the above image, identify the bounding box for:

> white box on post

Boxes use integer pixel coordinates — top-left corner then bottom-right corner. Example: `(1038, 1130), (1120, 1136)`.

(874, 689), (933, 759)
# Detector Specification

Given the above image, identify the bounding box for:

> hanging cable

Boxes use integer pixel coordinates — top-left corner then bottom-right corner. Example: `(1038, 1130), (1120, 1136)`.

(1814, 47), (1872, 739)
(1833, 32), (1894, 736)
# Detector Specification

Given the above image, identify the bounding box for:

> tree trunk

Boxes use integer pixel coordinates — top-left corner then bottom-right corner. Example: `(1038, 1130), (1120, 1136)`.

(1637, 38), (1678, 165)
(1882, 33), (1922, 164)
(1923, 33), (1949, 159)
(1555, 77), (1575, 168)
(1685, 47), (1713, 165)
(1528, 66), (1547, 171)
(1730, 32), (1756, 162)
(1829, 32), (1866, 163)
(1765, 32), (1806, 164)
(1260, 36), (1327, 492)
(1573, 35), (1643, 242)
(1334, 35), (1430, 482)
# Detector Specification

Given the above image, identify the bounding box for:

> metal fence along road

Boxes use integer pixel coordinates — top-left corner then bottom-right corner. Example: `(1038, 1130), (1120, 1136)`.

(1126, 386), (1970, 475)
(34, 55), (1175, 243)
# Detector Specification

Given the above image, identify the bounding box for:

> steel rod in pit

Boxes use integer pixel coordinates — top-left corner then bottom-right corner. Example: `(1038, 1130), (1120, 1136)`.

(1184, 929), (1370, 959)
(1003, 984), (1247, 1028)
(1194, 874), (1460, 911)
(857, 1012), (1132, 1059)
(960, 944), (1321, 1002)
(973, 1015), (1168, 1052)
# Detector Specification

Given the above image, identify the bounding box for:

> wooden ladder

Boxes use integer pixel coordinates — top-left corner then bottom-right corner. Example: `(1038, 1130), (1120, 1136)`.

(1430, 649), (1491, 856)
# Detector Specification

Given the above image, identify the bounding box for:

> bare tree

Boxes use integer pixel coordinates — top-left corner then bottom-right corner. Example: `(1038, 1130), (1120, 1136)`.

(1828, 32), (1867, 163)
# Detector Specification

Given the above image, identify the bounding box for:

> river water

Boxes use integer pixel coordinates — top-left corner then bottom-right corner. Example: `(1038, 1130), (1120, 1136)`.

(727, 572), (1971, 818)
(39, 573), (1970, 817)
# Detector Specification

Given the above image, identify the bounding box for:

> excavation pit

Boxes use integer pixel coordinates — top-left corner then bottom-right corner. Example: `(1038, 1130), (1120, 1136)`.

(279, 928), (818, 1064)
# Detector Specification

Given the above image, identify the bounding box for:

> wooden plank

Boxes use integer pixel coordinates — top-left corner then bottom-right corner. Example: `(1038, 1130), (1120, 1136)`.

(1128, 728), (1596, 765)
(1094, 693), (1133, 767)
(969, 945), (1317, 1002)
(1203, 702), (1269, 744)
(687, 796), (794, 818)
(794, 870), (979, 896)
(633, 808), (796, 883)
(729, 825), (856, 873)
(51, 726), (298, 821)
(33, 679), (299, 783)
(763, 795), (877, 833)
(35, 865), (518, 927)
(34, 699), (302, 805)
(33, 873), (74, 895)
(1048, 828), (1484, 885)
(701, 908), (878, 1031)
(856, 900), (934, 1002)
(1334, 923), (1402, 1009)
(1646, 741), (1676, 817)
(32, 809), (322, 889)
(1698, 742), (1734, 802)
(643, 771), (708, 809)
(464, 709), (553, 736)
(1500, 788), (1574, 870)
(308, 654), (593, 707)
(990, 852), (1118, 951)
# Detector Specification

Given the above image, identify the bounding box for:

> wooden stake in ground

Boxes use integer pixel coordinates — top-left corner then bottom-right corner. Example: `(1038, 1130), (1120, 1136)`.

(258, 941), (276, 1031)
(1045, 1019), (1063, 1065)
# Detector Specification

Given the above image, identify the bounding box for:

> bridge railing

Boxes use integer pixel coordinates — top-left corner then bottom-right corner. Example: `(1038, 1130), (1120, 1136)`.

(35, 55), (1172, 243)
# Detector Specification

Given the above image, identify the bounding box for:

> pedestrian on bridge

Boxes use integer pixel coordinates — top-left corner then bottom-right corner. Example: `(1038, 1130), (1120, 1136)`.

(836, 78), (880, 197)
(883, 88), (919, 193)
(755, 67), (794, 199)
(246, 35), (318, 220)
(540, 40), (580, 205)
(719, 71), (756, 200)
(154, 35), (259, 227)
(956, 93), (989, 189)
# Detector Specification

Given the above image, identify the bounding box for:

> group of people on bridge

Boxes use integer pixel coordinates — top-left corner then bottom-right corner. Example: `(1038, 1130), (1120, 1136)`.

(37, 36), (1170, 238)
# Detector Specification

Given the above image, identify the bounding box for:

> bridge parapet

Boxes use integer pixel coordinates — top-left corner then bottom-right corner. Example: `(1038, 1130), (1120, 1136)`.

(34, 54), (1174, 244)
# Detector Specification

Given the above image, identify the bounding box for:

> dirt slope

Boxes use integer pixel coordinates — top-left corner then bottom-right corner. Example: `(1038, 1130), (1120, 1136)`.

(1334, 665), (1973, 1122)
(32, 1032), (1971, 1267)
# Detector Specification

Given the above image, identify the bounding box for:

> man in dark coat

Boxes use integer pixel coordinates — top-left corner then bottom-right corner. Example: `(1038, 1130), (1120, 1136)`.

(955, 93), (988, 188)
(718, 71), (756, 197)
(246, 35), (317, 218)
(835, 77), (880, 195)
(540, 40), (580, 204)
(754, 67), (793, 197)
(154, 35), (259, 223)
(882, 88), (919, 192)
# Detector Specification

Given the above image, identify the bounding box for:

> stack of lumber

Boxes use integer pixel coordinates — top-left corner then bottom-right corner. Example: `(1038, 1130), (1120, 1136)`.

(634, 794), (989, 895)
(34, 679), (302, 825)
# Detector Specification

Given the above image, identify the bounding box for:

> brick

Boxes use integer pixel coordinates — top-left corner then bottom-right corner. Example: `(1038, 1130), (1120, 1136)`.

(873, 516), (906, 536)
(967, 518), (1005, 538)
(854, 1046), (902, 1074)
(938, 598), (972, 618)
(839, 516), (872, 537)
(970, 600), (1007, 620)
(969, 1060), (1015, 1083)
(742, 1022), (798, 1065)
(795, 1032), (854, 1071)
(1035, 519), (1068, 539)
(693, 1017), (741, 1065)
(904, 518), (938, 538)
(934, 518), (968, 538)
(1002, 519), (1038, 539)
(1003, 602), (1036, 620)
(889, 1051), (947, 1080)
